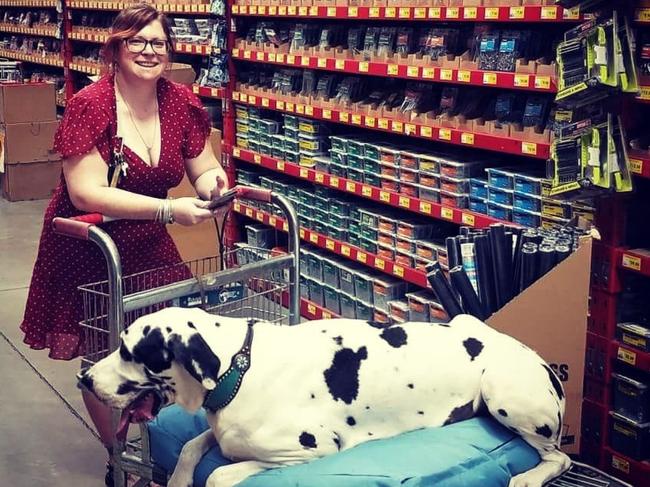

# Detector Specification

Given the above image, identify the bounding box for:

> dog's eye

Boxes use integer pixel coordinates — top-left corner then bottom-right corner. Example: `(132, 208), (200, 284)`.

(120, 343), (133, 362)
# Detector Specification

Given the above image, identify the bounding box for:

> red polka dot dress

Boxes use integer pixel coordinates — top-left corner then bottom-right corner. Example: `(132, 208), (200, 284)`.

(20, 75), (211, 360)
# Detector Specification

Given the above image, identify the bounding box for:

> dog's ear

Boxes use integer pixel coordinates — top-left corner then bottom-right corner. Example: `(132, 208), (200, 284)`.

(169, 333), (220, 390)
(132, 328), (173, 373)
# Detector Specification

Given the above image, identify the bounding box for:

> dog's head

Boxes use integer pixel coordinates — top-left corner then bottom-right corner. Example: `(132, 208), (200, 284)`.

(77, 309), (221, 440)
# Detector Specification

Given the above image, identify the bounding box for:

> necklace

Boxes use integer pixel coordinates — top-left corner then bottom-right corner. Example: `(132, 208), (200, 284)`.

(115, 81), (159, 165)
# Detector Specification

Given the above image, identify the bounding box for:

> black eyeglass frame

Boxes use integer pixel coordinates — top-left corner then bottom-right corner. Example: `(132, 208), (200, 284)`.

(123, 37), (171, 55)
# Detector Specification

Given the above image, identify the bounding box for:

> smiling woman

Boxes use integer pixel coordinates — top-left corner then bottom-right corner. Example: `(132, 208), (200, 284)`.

(18, 3), (230, 486)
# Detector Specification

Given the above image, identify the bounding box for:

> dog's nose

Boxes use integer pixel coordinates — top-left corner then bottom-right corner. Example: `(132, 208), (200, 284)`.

(77, 371), (94, 392)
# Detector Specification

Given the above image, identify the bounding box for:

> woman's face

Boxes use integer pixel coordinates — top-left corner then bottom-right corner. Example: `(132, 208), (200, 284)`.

(117, 19), (169, 82)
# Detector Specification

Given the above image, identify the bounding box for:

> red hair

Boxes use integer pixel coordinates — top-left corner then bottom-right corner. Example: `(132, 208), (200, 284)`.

(101, 3), (174, 71)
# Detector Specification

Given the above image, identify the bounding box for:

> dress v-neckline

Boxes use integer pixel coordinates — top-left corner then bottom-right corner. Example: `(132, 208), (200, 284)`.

(111, 76), (164, 169)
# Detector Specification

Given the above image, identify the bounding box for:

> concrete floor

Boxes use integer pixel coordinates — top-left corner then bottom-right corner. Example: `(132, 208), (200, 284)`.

(0, 198), (107, 486)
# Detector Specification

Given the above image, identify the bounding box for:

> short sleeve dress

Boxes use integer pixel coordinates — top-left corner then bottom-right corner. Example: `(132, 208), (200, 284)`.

(20, 74), (211, 360)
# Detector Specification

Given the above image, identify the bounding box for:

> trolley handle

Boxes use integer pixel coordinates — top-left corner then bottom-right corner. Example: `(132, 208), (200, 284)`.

(235, 186), (272, 203)
(52, 214), (111, 240)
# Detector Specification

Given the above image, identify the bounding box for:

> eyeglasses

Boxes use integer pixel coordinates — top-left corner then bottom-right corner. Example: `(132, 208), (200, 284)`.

(124, 37), (170, 55)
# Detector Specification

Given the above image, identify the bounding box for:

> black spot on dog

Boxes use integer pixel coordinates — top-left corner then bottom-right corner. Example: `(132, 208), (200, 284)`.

(310, 393), (315, 399)
(333, 437), (341, 449)
(498, 409), (508, 417)
(366, 320), (386, 329)
(380, 326), (407, 348)
(119, 342), (132, 362)
(365, 406), (370, 410)
(536, 425), (553, 439)
(407, 383), (414, 389)
(214, 321), (221, 327)
(142, 325), (151, 336)
(438, 323), (451, 328)
(542, 364), (565, 400)
(418, 411), (424, 415)
(557, 411), (562, 437)
(443, 400), (475, 426)
(168, 333), (221, 386)
(117, 380), (139, 395)
(124, 329), (129, 335)
(78, 373), (94, 392)
(368, 432), (373, 436)
(187, 321), (196, 329)
(333, 336), (343, 346)
(347, 416), (356, 426)
(299, 432), (317, 449)
(132, 329), (170, 373)
(166, 327), (172, 333)
(322, 329), (327, 333)
(463, 338), (483, 361)
(324, 346), (368, 404)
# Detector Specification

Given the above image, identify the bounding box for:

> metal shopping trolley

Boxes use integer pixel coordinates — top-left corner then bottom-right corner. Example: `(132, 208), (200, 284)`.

(52, 186), (301, 487)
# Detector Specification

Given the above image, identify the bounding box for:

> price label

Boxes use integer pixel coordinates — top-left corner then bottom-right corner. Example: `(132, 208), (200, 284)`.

(276, 160), (285, 171)
(296, 104), (305, 114)
(288, 5), (297, 15)
(305, 105), (314, 116)
(391, 120), (403, 133)
(322, 310), (333, 319)
(485, 7), (499, 19)
(362, 185), (372, 197)
(286, 102), (295, 112)
(629, 158), (643, 175)
(307, 303), (316, 315)
(233, 91), (240, 101)
(617, 347), (637, 366)
(359, 61), (369, 73)
(248, 95), (257, 105)
(398, 196), (410, 208)
(276, 53), (285, 63)
(345, 181), (356, 192)
(423, 67), (435, 79)
(428, 7), (441, 18)
(232, 5), (239, 14)
(301, 56), (310, 67)
(315, 172), (324, 183)
(341, 245), (351, 257)
(283, 222), (289, 232)
(256, 211), (264, 222)
(287, 54), (295, 65)
(534, 76), (551, 90)
(233, 147), (241, 158)
(419, 201), (432, 214)
(255, 51), (265, 61)
(330, 176), (340, 188)
(299, 229), (306, 240)
(378, 118), (389, 130)
(339, 112), (349, 123)
(461, 133), (475, 145)
(349, 114), (361, 125)
(420, 126), (433, 138)
(379, 191), (390, 203)
(407, 66), (419, 77)
(462, 213), (475, 226)
(298, 6), (307, 16)
(335, 59), (345, 70)
(440, 69), (453, 81)
(348, 6), (358, 16)
(385, 7), (396, 17)
(253, 154), (261, 164)
(262, 97), (269, 107)
(357, 252), (367, 264)
(269, 6), (277, 15)
(299, 168), (309, 179)
(365, 116), (376, 127)
(464, 7), (477, 19)
(541, 6), (558, 19)
(483, 72), (497, 85)
(563, 6), (580, 20)
(439, 128), (452, 141)
(309, 233), (318, 244)
(249, 5), (257, 14)
(268, 52), (276, 62)
(414, 7), (426, 18)
(514, 74), (530, 88)
(399, 7), (410, 18)
(612, 456), (630, 474)
(243, 50), (251, 59)
(309, 6), (318, 16)
(276, 100), (285, 110)
(446, 7), (459, 18)
(234, 202), (241, 212)
(441, 207), (454, 220)
(269, 216), (277, 227)
(375, 258), (385, 270)
(323, 109), (332, 119)
(622, 254), (642, 271)
(317, 57), (327, 68)
(326, 239), (335, 251)
(369, 7), (379, 17)
(393, 266), (404, 278)
(405, 123), (416, 135)
(521, 142), (538, 155)
(509, 6), (525, 19)
(245, 208), (253, 217)
(387, 64), (399, 76)
(327, 6), (336, 17)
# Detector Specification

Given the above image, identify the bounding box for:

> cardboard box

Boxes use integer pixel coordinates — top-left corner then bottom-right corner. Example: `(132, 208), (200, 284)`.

(163, 62), (196, 85)
(0, 83), (56, 124)
(487, 238), (592, 455)
(1, 120), (60, 164)
(2, 160), (61, 201)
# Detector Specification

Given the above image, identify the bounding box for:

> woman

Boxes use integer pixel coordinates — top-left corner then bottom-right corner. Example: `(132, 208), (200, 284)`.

(19, 3), (227, 484)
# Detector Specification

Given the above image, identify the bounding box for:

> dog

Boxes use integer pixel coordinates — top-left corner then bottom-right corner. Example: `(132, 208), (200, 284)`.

(79, 307), (571, 487)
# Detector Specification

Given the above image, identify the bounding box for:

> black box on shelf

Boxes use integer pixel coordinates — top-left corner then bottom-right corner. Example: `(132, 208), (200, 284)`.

(612, 373), (650, 424)
(609, 411), (650, 461)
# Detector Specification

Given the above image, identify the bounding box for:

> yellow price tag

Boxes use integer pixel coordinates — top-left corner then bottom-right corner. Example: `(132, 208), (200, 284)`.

(276, 100), (285, 110)
(245, 208), (253, 217)
(379, 191), (390, 202)
(322, 310), (333, 319)
(414, 7), (426, 18)
(399, 7), (410, 18)
(407, 65), (419, 77)
(326, 6), (336, 17)
(378, 118), (389, 130)
(622, 254), (642, 271)
(369, 7), (379, 17)
(462, 213), (475, 226)
(249, 5), (257, 14)
(309, 233), (318, 244)
(261, 98), (269, 107)
(276, 53), (285, 63)
(287, 54), (295, 65)
(393, 266), (404, 278)
(385, 7), (396, 17)
(243, 50), (251, 59)
(288, 5), (297, 15)
(299, 228), (305, 239)
(461, 133), (475, 145)
(296, 104), (305, 114)
(419, 201), (432, 214)
(315, 172), (324, 183)
(483, 72), (497, 85)
(345, 181), (356, 192)
(269, 5), (277, 15)
(233, 147), (241, 158)
(441, 207), (454, 220)
(326, 239), (335, 251)
(423, 67), (435, 79)
(298, 6), (307, 16)
(485, 7), (499, 19)
(341, 245), (351, 257)
(612, 456), (630, 474)
(420, 126), (433, 138)
(541, 6), (558, 19)
(405, 123), (416, 135)
(277, 161), (285, 171)
(335, 59), (345, 70)
(317, 57), (327, 68)
(299, 167), (309, 178)
(464, 7), (477, 19)
(232, 5), (239, 14)
(362, 185), (372, 197)
(249, 95), (258, 105)
(365, 116), (376, 127)
(387, 64), (399, 76)
(392, 120), (403, 133)
(446, 7), (459, 18)
(286, 102), (294, 112)
(269, 52), (278, 63)
(440, 69), (453, 81)
(351, 114), (362, 125)
(617, 347), (637, 366)
(629, 158), (643, 175)
(234, 202), (241, 212)
(255, 51), (264, 61)
(359, 61), (369, 73)
(307, 303), (316, 315)
(348, 6), (358, 17)
(428, 7), (441, 18)
(375, 258), (385, 270)
(253, 154), (261, 164)
(457, 70), (471, 83)
(398, 196), (410, 208)
(510, 6), (525, 19)
(309, 6), (318, 16)
(339, 112), (349, 123)
(305, 105), (314, 116)
(534, 76), (551, 90)
(283, 222), (289, 232)
(521, 142), (538, 155)
(301, 56), (310, 67)
(330, 176), (340, 187)
(439, 128), (452, 141)
(357, 252), (367, 264)
(514, 74), (530, 88)
(323, 109), (332, 119)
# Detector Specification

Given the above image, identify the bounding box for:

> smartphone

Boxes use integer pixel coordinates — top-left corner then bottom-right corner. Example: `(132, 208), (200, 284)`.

(207, 187), (238, 210)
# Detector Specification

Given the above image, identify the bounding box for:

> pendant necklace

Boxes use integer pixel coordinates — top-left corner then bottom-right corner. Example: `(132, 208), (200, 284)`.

(116, 81), (159, 165)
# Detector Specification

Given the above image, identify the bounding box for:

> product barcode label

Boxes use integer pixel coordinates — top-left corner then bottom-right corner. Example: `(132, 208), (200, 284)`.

(622, 254), (641, 271)
(629, 158), (643, 174)
(617, 347), (637, 366)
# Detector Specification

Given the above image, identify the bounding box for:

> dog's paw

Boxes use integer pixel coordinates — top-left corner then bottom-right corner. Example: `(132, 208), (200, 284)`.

(167, 469), (194, 487)
(508, 472), (543, 487)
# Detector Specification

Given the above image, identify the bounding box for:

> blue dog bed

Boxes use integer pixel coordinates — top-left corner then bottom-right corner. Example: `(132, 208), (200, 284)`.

(148, 405), (541, 487)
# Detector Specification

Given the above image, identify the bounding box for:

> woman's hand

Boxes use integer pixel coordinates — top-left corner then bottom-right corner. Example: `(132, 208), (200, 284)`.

(171, 197), (214, 226)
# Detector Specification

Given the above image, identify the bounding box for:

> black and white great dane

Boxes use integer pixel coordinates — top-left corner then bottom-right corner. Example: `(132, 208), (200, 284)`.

(79, 307), (571, 487)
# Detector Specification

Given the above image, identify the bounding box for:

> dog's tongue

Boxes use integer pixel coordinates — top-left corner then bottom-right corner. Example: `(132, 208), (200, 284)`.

(115, 393), (156, 442)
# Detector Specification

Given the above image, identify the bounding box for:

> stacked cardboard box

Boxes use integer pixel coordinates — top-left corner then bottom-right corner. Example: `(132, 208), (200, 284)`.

(1, 83), (61, 201)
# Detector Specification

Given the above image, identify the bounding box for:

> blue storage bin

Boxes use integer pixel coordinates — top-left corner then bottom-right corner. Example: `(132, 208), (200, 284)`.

(486, 168), (515, 189)
(469, 178), (488, 199)
(487, 187), (514, 206)
(513, 192), (542, 212)
(514, 174), (544, 196)
(487, 202), (513, 221)
(469, 197), (487, 215)
(512, 208), (541, 228)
